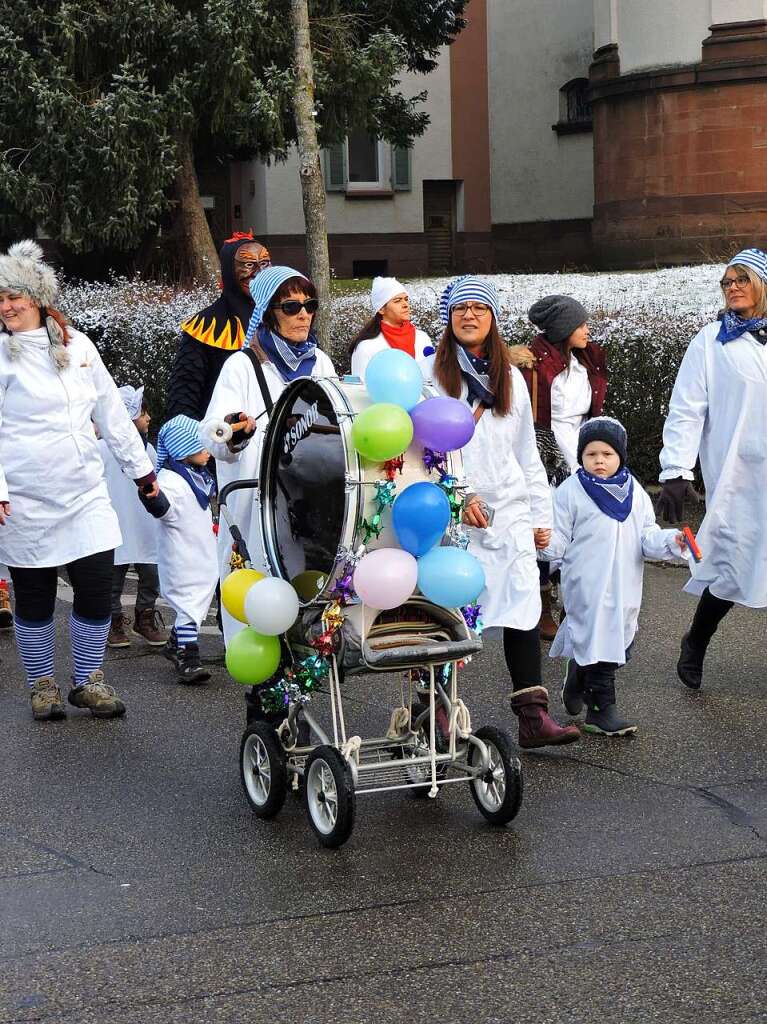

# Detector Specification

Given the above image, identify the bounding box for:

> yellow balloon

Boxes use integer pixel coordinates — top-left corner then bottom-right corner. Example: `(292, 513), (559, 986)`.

(221, 568), (265, 623)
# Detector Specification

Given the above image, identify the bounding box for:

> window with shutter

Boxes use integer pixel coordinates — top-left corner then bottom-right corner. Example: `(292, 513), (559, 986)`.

(324, 144), (346, 191)
(392, 147), (411, 191)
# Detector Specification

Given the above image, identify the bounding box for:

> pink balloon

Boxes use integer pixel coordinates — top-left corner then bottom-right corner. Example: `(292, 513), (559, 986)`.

(353, 548), (418, 610)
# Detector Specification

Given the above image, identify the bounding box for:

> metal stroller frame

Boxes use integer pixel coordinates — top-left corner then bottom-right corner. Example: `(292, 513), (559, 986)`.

(220, 478), (523, 849)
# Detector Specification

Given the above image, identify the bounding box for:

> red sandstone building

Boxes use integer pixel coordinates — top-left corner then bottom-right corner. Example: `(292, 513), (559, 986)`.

(223, 0), (767, 275)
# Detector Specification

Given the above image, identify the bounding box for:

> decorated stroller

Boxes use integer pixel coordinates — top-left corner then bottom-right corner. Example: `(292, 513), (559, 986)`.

(218, 371), (523, 848)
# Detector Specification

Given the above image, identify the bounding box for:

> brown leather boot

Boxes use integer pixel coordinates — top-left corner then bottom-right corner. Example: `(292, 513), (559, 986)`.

(537, 585), (559, 642)
(107, 613), (131, 648)
(133, 608), (168, 646)
(510, 685), (580, 749)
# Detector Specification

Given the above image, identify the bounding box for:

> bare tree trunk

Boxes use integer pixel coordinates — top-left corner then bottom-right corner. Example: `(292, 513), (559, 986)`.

(290, 0), (331, 351)
(171, 132), (219, 285)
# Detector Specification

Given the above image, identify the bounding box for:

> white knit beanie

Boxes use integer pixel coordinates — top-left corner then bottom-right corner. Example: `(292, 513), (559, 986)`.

(0, 240), (58, 308)
(370, 276), (407, 314)
(0, 240), (69, 369)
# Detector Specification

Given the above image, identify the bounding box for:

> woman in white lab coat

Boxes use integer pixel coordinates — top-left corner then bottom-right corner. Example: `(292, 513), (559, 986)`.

(517, 295), (609, 641)
(202, 266), (335, 644)
(350, 277), (432, 379)
(421, 275), (579, 748)
(658, 248), (767, 690)
(0, 241), (156, 720)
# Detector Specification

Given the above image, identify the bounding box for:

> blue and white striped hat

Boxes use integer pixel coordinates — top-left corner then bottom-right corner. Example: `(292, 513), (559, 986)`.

(245, 265), (309, 346)
(727, 248), (767, 283)
(155, 415), (207, 471)
(439, 275), (501, 326)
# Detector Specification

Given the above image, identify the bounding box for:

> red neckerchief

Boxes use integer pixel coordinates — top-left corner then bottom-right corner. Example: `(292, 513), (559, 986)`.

(380, 320), (416, 357)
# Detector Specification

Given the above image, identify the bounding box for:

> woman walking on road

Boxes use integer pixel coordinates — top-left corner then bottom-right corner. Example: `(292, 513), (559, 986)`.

(0, 241), (158, 720)
(658, 248), (767, 689)
(517, 296), (608, 640)
(203, 266), (335, 644)
(420, 275), (579, 749)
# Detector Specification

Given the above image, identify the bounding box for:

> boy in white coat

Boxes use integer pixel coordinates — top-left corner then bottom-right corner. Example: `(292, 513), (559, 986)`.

(545, 418), (686, 736)
(141, 415), (218, 684)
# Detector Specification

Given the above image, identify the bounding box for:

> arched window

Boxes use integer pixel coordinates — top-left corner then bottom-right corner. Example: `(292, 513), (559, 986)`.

(561, 78), (592, 124)
(552, 77), (592, 135)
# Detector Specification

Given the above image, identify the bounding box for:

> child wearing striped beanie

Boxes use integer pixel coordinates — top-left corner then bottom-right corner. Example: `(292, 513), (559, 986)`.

(142, 415), (218, 684)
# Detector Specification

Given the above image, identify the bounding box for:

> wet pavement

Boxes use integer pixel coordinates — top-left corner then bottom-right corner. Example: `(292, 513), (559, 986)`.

(1, 564), (765, 1023)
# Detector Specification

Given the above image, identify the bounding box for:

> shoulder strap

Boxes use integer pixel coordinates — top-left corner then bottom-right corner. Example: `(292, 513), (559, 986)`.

(473, 403), (488, 423)
(531, 367), (539, 424)
(242, 346), (274, 415)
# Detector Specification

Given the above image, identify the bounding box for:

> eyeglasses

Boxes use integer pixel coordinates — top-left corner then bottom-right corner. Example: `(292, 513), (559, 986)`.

(272, 298), (319, 316)
(452, 302), (491, 317)
(237, 259), (272, 272)
(720, 274), (751, 290)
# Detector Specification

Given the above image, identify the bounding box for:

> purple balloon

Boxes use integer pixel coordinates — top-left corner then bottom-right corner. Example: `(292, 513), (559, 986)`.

(410, 397), (476, 452)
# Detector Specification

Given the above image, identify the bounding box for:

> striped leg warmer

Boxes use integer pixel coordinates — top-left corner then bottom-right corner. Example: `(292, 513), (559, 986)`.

(175, 621), (198, 649)
(14, 616), (56, 687)
(69, 612), (111, 685)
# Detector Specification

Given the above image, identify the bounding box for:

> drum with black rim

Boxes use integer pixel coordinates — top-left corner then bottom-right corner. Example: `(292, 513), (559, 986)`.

(258, 376), (462, 607)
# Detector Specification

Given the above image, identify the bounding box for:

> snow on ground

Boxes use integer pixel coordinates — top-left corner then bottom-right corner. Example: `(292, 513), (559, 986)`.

(334, 264), (725, 321)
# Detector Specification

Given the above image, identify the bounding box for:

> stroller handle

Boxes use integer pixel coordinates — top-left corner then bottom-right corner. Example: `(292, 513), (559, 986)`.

(218, 478), (260, 511)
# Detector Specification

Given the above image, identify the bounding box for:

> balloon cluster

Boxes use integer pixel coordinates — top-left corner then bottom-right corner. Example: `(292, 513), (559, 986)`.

(347, 349), (486, 612)
(221, 569), (300, 686)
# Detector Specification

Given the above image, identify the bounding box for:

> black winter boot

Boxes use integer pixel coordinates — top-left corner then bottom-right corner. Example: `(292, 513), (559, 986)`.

(677, 631), (706, 690)
(176, 643), (211, 685)
(561, 659), (585, 716)
(583, 702), (637, 737)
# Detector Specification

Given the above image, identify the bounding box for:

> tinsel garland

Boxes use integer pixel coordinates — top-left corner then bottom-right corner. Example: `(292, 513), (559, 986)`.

(359, 478), (397, 544)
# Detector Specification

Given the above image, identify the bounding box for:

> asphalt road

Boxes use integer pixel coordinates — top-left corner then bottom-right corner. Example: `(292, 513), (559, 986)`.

(1, 564), (765, 1024)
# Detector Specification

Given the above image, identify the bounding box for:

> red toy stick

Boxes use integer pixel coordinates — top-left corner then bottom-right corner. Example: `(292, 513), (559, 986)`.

(682, 524), (702, 562)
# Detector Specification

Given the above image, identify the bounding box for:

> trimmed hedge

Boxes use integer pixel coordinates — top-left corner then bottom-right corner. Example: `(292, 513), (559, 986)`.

(59, 277), (708, 485)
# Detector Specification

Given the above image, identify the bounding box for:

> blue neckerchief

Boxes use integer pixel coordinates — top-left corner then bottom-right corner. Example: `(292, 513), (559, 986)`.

(166, 457), (216, 511)
(577, 465), (634, 522)
(716, 310), (767, 344)
(257, 324), (317, 382)
(456, 343), (495, 408)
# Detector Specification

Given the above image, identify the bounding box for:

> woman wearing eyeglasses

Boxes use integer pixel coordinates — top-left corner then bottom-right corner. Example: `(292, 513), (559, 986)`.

(203, 266), (335, 642)
(658, 248), (767, 690)
(350, 277), (433, 378)
(420, 276), (580, 748)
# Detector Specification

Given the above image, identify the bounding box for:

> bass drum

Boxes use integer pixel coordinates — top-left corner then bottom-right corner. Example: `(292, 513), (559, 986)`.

(258, 376), (462, 607)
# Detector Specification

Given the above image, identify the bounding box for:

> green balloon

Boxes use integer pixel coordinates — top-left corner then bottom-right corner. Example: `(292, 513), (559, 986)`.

(225, 628), (281, 686)
(352, 403), (414, 462)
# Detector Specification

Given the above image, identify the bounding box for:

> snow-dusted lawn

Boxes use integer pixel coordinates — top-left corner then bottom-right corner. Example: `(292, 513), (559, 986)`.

(334, 264), (725, 321)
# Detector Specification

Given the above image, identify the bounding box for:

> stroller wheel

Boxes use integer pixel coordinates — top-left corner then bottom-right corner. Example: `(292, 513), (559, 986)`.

(468, 726), (523, 826)
(304, 745), (356, 848)
(240, 722), (288, 819)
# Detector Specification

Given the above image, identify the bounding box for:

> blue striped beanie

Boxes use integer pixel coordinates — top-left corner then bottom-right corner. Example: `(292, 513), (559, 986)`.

(155, 415), (206, 471)
(245, 265), (308, 346)
(439, 275), (500, 326)
(727, 248), (767, 283)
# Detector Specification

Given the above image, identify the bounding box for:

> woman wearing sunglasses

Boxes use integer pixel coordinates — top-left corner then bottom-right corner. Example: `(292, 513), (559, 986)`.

(658, 248), (767, 691)
(203, 266), (335, 642)
(420, 275), (580, 749)
(350, 276), (433, 378)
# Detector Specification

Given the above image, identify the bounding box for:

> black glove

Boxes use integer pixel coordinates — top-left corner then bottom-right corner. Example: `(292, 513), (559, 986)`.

(138, 488), (171, 520)
(225, 412), (255, 452)
(656, 478), (693, 523)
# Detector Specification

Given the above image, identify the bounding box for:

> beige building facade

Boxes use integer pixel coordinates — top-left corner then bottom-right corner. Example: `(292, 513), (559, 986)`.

(223, 0), (767, 274)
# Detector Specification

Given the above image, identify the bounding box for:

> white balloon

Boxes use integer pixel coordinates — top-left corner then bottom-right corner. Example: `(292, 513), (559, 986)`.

(244, 577), (299, 636)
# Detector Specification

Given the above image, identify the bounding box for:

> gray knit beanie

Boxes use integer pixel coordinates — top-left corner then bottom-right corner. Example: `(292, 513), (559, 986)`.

(528, 294), (588, 345)
(577, 417), (627, 468)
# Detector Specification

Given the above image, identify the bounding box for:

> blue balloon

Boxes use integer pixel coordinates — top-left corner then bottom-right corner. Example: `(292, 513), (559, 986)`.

(392, 482), (451, 557)
(417, 547), (486, 608)
(365, 348), (424, 411)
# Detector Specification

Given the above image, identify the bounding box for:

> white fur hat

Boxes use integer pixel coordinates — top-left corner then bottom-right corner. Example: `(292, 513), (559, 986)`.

(0, 240), (58, 308)
(370, 276), (407, 314)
